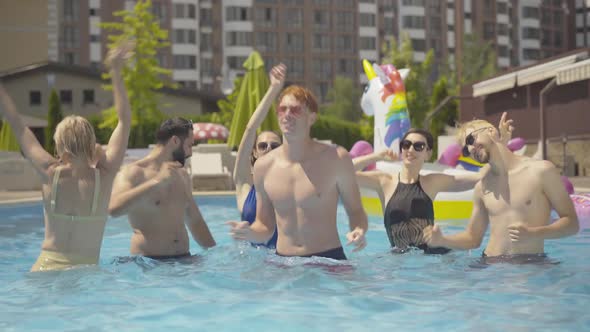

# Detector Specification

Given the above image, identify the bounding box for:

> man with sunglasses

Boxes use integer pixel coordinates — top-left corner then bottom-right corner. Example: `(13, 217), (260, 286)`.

(109, 117), (216, 260)
(424, 118), (579, 262)
(228, 85), (368, 260)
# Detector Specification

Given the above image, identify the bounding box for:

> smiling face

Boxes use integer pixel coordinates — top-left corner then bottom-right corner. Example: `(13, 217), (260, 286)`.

(459, 121), (498, 164)
(400, 133), (431, 166)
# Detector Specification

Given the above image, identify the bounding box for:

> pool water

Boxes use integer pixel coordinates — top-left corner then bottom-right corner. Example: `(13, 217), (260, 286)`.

(0, 196), (589, 331)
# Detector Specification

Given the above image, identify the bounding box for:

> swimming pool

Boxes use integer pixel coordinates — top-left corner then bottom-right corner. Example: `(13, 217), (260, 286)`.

(1, 196), (589, 331)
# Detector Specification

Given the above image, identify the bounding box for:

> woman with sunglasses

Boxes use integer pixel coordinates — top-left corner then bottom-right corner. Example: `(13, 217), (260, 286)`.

(233, 63), (286, 248)
(353, 113), (514, 253)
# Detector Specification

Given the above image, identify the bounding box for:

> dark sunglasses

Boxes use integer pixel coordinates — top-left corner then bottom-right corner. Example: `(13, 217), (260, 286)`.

(257, 141), (281, 151)
(462, 127), (493, 157)
(400, 139), (427, 152)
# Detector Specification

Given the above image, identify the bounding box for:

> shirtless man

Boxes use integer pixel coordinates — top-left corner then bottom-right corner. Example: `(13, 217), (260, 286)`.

(423, 119), (579, 261)
(228, 86), (368, 260)
(109, 118), (216, 259)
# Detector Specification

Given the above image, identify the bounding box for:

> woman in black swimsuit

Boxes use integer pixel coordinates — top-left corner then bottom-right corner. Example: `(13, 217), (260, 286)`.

(353, 115), (513, 253)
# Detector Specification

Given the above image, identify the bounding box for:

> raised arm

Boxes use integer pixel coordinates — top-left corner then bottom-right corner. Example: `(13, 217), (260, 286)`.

(0, 84), (57, 181)
(424, 183), (489, 250)
(336, 147), (368, 251)
(508, 162), (579, 241)
(98, 42), (133, 172)
(352, 149), (398, 171)
(234, 64), (286, 209)
(426, 164), (490, 194)
(228, 158), (277, 243)
(182, 172), (216, 248)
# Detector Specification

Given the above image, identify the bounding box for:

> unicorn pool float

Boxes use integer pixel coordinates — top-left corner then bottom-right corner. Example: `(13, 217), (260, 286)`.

(353, 59), (590, 228)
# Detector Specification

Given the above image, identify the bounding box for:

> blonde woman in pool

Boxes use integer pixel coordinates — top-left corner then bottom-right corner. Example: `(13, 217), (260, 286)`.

(0, 42), (133, 271)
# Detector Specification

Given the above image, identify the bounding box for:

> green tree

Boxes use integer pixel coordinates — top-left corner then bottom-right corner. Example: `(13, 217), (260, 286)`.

(381, 34), (435, 129)
(322, 76), (362, 122)
(428, 76), (458, 159)
(459, 33), (497, 86)
(99, 0), (173, 148)
(45, 90), (63, 155)
(214, 76), (243, 128)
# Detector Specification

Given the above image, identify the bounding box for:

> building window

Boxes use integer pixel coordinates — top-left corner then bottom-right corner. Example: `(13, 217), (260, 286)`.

(255, 32), (277, 51)
(334, 12), (354, 32)
(497, 45), (508, 57)
(523, 48), (540, 60)
(554, 31), (563, 47)
(284, 58), (304, 79)
(313, 59), (332, 80)
(156, 54), (167, 67)
(174, 29), (197, 44)
(484, 23), (495, 39)
(90, 34), (100, 42)
(402, 16), (425, 29)
(200, 33), (212, 52)
(188, 4), (196, 18)
(63, 0), (79, 20)
(497, 23), (508, 36)
(360, 37), (376, 50)
(227, 56), (248, 69)
(63, 52), (78, 65)
(89, 8), (98, 16)
(29, 91), (41, 106)
(62, 26), (79, 48)
(255, 7), (277, 28)
(411, 38), (426, 51)
(151, 3), (166, 22)
(522, 27), (540, 39)
(384, 17), (395, 34)
(522, 7), (539, 19)
(402, 0), (424, 6)
(226, 7), (251, 21)
(359, 13), (376, 27)
(200, 8), (212, 26)
(226, 31), (252, 46)
(313, 34), (331, 52)
(313, 10), (330, 30)
(173, 55), (196, 69)
(174, 4), (185, 18)
(284, 8), (303, 28)
(335, 35), (353, 52)
(201, 59), (213, 76)
(83, 90), (94, 104)
(497, 2), (507, 14)
(285, 33), (304, 52)
(60, 90), (72, 105)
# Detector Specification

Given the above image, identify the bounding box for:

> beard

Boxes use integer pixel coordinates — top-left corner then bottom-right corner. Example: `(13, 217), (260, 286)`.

(172, 145), (187, 166)
(474, 147), (490, 164)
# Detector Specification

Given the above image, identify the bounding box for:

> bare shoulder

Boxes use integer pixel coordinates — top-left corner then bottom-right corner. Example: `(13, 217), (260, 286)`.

(530, 159), (557, 176)
(252, 149), (275, 174)
(117, 162), (145, 184)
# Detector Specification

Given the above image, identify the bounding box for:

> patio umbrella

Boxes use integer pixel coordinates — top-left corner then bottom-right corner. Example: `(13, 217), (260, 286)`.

(193, 122), (229, 141)
(226, 51), (280, 149)
(0, 121), (20, 152)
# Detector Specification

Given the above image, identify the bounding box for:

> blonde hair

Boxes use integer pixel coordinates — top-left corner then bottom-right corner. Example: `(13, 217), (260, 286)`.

(456, 119), (493, 144)
(54, 115), (96, 163)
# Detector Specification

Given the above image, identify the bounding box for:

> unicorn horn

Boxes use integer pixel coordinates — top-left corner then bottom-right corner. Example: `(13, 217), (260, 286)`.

(362, 59), (377, 81)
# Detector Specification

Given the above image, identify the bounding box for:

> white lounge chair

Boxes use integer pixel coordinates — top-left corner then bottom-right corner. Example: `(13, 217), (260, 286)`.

(189, 152), (234, 191)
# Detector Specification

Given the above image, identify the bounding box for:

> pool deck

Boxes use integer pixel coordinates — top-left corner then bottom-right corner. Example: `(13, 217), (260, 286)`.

(1, 177), (590, 205)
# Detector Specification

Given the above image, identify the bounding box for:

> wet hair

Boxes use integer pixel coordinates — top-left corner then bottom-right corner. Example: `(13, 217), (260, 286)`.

(250, 131), (282, 166)
(400, 128), (434, 152)
(155, 117), (193, 144)
(54, 115), (96, 163)
(278, 85), (319, 113)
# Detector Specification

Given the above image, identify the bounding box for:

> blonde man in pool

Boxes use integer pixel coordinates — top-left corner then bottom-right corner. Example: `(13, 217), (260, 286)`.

(423, 119), (579, 262)
(0, 42), (133, 271)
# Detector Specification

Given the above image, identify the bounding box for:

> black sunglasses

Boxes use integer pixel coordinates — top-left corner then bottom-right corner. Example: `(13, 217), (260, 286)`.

(257, 141), (281, 151)
(462, 127), (493, 157)
(400, 139), (427, 152)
